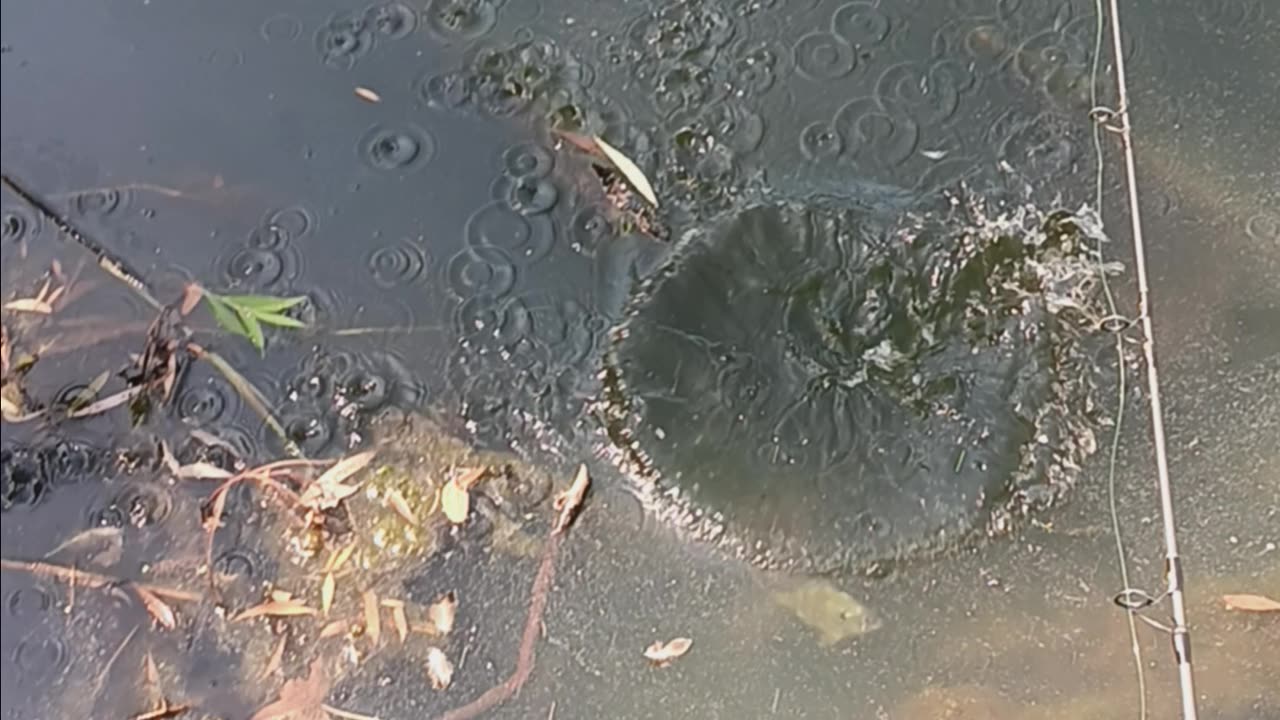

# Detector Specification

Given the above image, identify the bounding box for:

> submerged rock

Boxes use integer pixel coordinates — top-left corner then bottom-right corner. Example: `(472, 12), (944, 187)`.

(598, 189), (1112, 575)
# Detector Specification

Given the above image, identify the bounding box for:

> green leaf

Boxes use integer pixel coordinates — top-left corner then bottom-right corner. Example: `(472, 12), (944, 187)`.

(253, 311), (307, 329)
(222, 294), (308, 314)
(235, 307), (265, 354)
(204, 295), (243, 336)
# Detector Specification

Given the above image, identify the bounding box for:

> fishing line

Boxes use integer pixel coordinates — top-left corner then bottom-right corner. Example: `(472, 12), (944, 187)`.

(1087, 1), (1200, 719)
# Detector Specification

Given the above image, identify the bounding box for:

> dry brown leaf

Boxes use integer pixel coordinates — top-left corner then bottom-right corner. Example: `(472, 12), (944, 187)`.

(233, 598), (317, 623)
(319, 619), (348, 639)
(354, 86), (381, 103)
(440, 479), (470, 524)
(362, 590), (381, 645)
(298, 450), (376, 511)
(593, 135), (659, 208)
(175, 462), (233, 480)
(385, 487), (416, 525)
(179, 284), (203, 316)
(134, 585), (177, 630)
(427, 591), (457, 636)
(325, 541), (357, 574)
(644, 637), (693, 667)
(250, 657), (330, 720)
(260, 634), (287, 680)
(143, 650), (160, 688)
(555, 129), (600, 154)
(66, 385), (144, 418)
(425, 647), (453, 690)
(4, 298), (54, 315)
(321, 573), (335, 616)
(390, 603), (408, 643)
(1222, 593), (1280, 612)
(552, 464), (591, 535)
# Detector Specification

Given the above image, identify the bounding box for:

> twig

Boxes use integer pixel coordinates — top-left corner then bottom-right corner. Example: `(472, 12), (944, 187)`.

(0, 558), (202, 602)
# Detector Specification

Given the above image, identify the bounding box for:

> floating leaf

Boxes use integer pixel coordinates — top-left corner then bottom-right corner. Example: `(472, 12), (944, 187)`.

(221, 294), (308, 313)
(1222, 593), (1280, 613)
(203, 294), (241, 335)
(426, 647), (454, 690)
(235, 307), (265, 354)
(254, 311), (306, 329)
(233, 598), (317, 622)
(3, 298), (54, 314)
(643, 637), (693, 667)
(440, 479), (470, 524)
(593, 135), (659, 208)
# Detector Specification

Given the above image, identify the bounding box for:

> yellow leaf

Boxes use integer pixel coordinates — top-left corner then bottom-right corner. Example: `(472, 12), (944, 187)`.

(321, 573), (335, 616)
(1222, 593), (1280, 612)
(643, 636), (693, 666)
(362, 590), (381, 645)
(441, 479), (470, 524)
(593, 135), (659, 208)
(233, 599), (317, 622)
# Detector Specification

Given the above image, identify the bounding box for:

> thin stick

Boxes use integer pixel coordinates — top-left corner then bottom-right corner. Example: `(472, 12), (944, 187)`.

(1, 173), (302, 457)
(1102, 1), (1198, 718)
(436, 531), (564, 720)
(0, 558), (201, 602)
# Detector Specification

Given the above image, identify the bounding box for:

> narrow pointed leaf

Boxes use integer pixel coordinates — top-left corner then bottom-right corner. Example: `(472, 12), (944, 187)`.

(593, 135), (659, 208)
(204, 295), (242, 336)
(235, 307), (265, 353)
(224, 295), (308, 313)
(253, 311), (306, 329)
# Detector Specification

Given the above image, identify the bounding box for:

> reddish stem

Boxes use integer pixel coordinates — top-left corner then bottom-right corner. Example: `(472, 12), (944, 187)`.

(436, 530), (564, 720)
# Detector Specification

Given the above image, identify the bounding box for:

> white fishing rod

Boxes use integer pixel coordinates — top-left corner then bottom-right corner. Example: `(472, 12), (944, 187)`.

(1096, 0), (1199, 718)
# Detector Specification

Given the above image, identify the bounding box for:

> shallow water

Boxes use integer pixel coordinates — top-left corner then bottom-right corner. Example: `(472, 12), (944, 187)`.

(2, 0), (1277, 718)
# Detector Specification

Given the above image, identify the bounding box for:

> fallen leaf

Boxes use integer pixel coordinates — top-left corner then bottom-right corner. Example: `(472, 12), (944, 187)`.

(425, 647), (453, 690)
(1222, 593), (1280, 613)
(233, 598), (317, 623)
(388, 601), (408, 643)
(440, 479), (470, 524)
(354, 86), (381, 103)
(321, 573), (335, 616)
(426, 591), (456, 636)
(143, 650), (160, 687)
(552, 464), (591, 535)
(385, 487), (416, 525)
(66, 385), (144, 418)
(362, 590), (381, 645)
(593, 135), (659, 208)
(129, 699), (191, 720)
(270, 589), (294, 603)
(3, 298), (54, 314)
(260, 634), (287, 680)
(299, 450), (375, 511)
(175, 462), (234, 480)
(644, 637), (693, 667)
(179, 284), (204, 316)
(324, 541), (357, 574)
(250, 657), (330, 720)
(319, 619), (348, 639)
(134, 585), (177, 630)
(66, 370), (110, 413)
